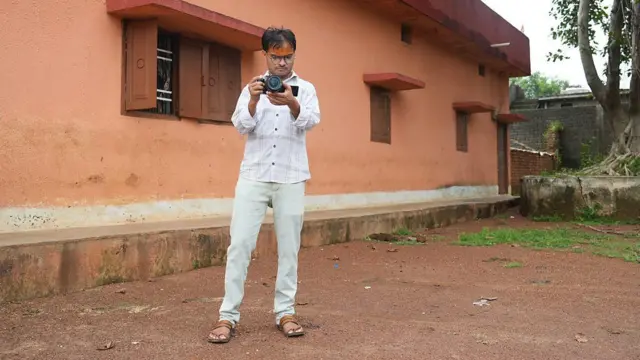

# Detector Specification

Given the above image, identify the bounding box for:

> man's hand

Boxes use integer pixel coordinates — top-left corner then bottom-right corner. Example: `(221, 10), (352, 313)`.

(246, 76), (264, 117)
(267, 83), (297, 107)
(248, 76), (264, 102)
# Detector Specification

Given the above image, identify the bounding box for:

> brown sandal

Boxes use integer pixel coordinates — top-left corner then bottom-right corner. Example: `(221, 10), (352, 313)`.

(207, 320), (236, 344)
(277, 315), (305, 337)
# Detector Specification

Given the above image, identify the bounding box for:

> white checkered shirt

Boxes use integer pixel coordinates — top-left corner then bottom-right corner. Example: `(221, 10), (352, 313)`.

(231, 71), (321, 184)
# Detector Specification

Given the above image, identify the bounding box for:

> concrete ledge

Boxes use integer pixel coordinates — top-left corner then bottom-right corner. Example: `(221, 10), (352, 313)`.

(520, 175), (640, 219)
(0, 185), (499, 233)
(0, 196), (518, 303)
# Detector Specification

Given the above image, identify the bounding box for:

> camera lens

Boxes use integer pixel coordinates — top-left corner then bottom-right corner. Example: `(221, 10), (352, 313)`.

(267, 76), (282, 90)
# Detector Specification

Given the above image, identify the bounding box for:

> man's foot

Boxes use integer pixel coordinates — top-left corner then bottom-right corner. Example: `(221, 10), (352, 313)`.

(207, 320), (235, 344)
(277, 315), (305, 337)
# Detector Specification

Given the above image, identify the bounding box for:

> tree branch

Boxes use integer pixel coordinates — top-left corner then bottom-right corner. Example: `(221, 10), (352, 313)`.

(623, 0), (634, 52)
(578, 0), (607, 103)
(629, 0), (640, 114)
(605, 0), (623, 107)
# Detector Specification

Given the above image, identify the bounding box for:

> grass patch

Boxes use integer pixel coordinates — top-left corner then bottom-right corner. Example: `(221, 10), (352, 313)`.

(532, 215), (564, 222)
(578, 217), (640, 226)
(575, 204), (640, 225)
(429, 235), (446, 242)
(592, 242), (640, 262)
(454, 227), (640, 263)
(455, 227), (601, 249)
(391, 239), (424, 246)
(393, 227), (413, 236)
(504, 261), (523, 268)
(531, 208), (640, 226)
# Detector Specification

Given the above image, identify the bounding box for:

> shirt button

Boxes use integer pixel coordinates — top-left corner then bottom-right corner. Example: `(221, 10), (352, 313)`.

(275, 128), (278, 131)
(272, 162), (275, 165)
(273, 145), (276, 148)
(276, 114), (279, 117)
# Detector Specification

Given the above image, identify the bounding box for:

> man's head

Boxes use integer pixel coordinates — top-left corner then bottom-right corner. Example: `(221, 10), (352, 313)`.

(261, 27), (296, 78)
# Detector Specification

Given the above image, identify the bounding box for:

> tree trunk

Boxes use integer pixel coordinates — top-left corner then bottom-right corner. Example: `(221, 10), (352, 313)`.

(578, 0), (607, 103)
(629, 114), (640, 153)
(574, 0), (639, 175)
(629, 0), (640, 153)
(595, 105), (628, 158)
(609, 106), (630, 150)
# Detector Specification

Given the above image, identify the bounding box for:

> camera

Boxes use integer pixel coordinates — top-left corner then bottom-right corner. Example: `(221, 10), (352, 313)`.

(257, 75), (299, 96)
(258, 75), (285, 93)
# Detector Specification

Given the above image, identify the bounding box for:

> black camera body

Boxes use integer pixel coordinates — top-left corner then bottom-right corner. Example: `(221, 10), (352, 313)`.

(259, 75), (284, 93)
(258, 75), (299, 96)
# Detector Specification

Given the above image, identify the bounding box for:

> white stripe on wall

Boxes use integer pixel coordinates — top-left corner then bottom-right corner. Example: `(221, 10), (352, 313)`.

(0, 185), (499, 233)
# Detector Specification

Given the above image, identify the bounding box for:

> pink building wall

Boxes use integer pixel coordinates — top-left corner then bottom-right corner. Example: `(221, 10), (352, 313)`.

(0, 0), (526, 232)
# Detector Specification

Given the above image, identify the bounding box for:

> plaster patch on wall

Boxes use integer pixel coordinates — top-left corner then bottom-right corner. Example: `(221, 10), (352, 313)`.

(0, 185), (498, 233)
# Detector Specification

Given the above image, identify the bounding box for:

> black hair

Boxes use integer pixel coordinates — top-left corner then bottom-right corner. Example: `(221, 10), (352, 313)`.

(261, 27), (297, 52)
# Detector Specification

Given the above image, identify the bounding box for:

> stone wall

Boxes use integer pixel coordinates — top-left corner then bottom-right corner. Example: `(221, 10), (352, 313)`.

(510, 106), (613, 168)
(520, 176), (640, 220)
(510, 149), (555, 195)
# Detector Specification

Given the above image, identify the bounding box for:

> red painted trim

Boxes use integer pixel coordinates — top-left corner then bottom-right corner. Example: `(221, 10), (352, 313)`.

(106, 0), (264, 50)
(496, 113), (527, 123)
(399, 0), (530, 76)
(363, 73), (425, 91)
(452, 102), (495, 114)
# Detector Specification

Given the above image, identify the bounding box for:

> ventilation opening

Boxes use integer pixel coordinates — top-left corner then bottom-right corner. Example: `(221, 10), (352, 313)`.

(478, 64), (486, 77)
(401, 23), (413, 44)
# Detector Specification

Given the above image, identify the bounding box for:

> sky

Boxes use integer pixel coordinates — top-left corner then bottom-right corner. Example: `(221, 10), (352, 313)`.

(481, 0), (630, 88)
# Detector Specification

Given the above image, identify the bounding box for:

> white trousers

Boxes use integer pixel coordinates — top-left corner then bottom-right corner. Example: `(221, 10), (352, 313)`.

(218, 177), (306, 325)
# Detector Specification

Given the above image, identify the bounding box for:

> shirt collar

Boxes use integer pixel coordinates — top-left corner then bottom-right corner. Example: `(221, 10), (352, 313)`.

(263, 70), (298, 82)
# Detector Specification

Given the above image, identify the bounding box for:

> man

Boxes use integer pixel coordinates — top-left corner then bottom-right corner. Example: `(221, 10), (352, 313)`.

(207, 27), (320, 344)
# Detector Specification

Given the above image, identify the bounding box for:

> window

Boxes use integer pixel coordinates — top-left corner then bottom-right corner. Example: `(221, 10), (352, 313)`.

(123, 20), (241, 123)
(401, 23), (413, 44)
(370, 87), (391, 144)
(146, 31), (176, 115)
(455, 111), (468, 152)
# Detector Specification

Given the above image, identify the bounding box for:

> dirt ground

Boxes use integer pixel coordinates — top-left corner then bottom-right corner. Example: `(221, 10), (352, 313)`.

(1, 208), (639, 360)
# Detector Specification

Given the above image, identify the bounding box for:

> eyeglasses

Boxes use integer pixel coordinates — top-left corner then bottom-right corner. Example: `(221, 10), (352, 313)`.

(268, 53), (295, 64)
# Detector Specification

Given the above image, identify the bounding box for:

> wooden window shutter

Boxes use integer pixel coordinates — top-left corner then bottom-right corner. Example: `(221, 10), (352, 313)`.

(204, 43), (225, 121)
(370, 87), (391, 144)
(201, 43), (241, 122)
(217, 45), (242, 122)
(125, 20), (158, 111)
(178, 39), (207, 119)
(456, 111), (469, 152)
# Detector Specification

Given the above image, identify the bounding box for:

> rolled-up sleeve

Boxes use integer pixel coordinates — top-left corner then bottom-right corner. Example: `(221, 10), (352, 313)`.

(231, 85), (257, 134)
(292, 84), (320, 130)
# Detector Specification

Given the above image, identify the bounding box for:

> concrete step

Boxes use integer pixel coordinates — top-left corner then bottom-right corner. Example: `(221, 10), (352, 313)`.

(0, 195), (518, 303)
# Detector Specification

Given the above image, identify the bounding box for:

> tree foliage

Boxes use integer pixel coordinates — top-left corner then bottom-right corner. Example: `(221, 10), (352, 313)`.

(509, 71), (570, 98)
(547, 0), (640, 175)
(548, 0), (610, 62)
(548, 0), (634, 76)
